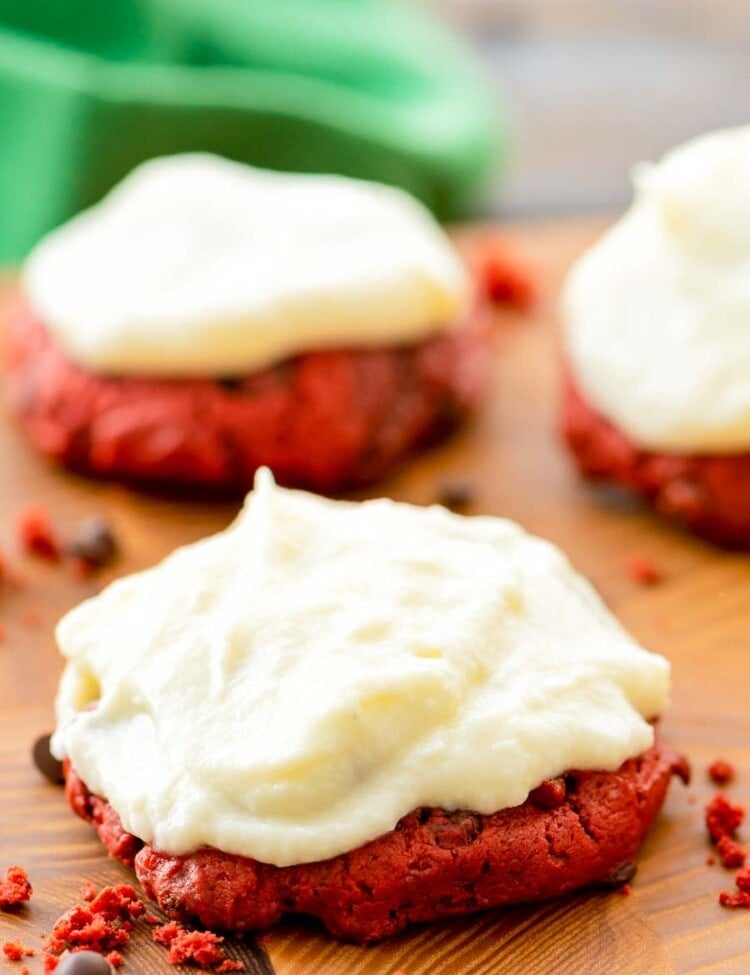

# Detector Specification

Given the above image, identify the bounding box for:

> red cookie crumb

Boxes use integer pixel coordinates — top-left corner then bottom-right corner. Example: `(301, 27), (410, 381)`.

(16, 506), (60, 561)
(709, 759), (735, 786)
(107, 950), (124, 967)
(70, 557), (96, 582)
(705, 795), (745, 843)
(627, 556), (662, 586)
(706, 854), (716, 866)
(477, 243), (536, 312)
(81, 882), (97, 902)
(43, 884), (144, 968)
(719, 887), (750, 909)
(3, 941), (34, 961)
(0, 866), (32, 908)
(717, 836), (746, 870)
(153, 921), (242, 971)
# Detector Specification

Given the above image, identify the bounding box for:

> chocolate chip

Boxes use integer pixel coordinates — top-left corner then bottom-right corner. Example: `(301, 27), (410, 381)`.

(436, 480), (475, 512)
(32, 733), (64, 785)
(67, 517), (118, 568)
(56, 952), (115, 975)
(606, 862), (637, 886)
(217, 377), (244, 391)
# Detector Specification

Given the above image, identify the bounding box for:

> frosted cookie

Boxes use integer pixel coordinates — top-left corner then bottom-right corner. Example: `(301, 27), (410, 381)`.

(562, 126), (750, 545)
(52, 471), (686, 940)
(10, 155), (486, 492)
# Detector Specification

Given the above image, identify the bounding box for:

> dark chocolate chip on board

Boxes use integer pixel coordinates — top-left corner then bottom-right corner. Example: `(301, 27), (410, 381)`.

(67, 517), (118, 568)
(55, 951), (115, 975)
(436, 480), (475, 511)
(605, 862), (637, 886)
(32, 732), (64, 784)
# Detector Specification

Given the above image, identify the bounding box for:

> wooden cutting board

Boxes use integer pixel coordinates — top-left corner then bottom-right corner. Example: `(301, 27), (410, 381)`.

(1, 220), (748, 974)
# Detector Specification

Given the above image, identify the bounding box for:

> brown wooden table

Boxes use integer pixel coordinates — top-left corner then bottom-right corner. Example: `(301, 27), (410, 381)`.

(1, 220), (748, 973)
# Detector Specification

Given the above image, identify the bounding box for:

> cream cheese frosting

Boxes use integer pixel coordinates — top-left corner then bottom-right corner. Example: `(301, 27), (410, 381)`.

(23, 154), (470, 377)
(563, 125), (750, 453)
(52, 470), (670, 868)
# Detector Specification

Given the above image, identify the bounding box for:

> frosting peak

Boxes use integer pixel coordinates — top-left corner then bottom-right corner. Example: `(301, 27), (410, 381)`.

(564, 125), (750, 453)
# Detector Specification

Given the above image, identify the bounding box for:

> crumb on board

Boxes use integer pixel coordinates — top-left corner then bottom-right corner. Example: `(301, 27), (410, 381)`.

(16, 506), (61, 561)
(0, 867), (32, 909)
(476, 239), (537, 312)
(3, 940), (35, 960)
(153, 922), (243, 971)
(719, 866), (750, 909)
(626, 556), (662, 586)
(43, 884), (143, 968)
(705, 795), (745, 843)
(717, 836), (746, 870)
(708, 759), (736, 786)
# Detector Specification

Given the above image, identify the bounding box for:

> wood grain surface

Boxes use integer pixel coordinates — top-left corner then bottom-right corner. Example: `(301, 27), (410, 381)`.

(1, 220), (749, 974)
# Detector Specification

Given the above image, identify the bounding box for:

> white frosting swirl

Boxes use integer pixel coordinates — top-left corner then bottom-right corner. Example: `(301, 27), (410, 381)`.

(52, 470), (669, 867)
(24, 155), (470, 377)
(563, 125), (750, 452)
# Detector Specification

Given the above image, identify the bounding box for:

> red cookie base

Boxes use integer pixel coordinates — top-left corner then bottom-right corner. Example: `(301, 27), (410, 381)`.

(65, 741), (688, 943)
(561, 377), (750, 547)
(6, 304), (489, 493)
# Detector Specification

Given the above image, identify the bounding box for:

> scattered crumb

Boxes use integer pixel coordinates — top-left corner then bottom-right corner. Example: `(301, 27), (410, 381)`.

(153, 921), (243, 971)
(16, 506), (61, 561)
(706, 854), (716, 866)
(477, 240), (536, 312)
(3, 940), (34, 961)
(626, 556), (662, 586)
(107, 950), (124, 967)
(719, 866), (750, 909)
(142, 913), (161, 926)
(709, 759), (735, 786)
(0, 867), (32, 909)
(81, 882), (97, 902)
(717, 836), (746, 870)
(705, 794), (745, 843)
(43, 884), (144, 968)
(70, 557), (96, 582)
(619, 884), (632, 896)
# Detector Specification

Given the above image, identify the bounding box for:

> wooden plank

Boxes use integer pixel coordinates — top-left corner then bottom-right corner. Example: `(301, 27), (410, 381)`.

(0, 219), (748, 973)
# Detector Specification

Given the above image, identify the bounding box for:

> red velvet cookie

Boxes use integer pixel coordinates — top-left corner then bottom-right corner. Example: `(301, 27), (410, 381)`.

(64, 740), (688, 943)
(561, 376), (750, 547)
(6, 303), (489, 493)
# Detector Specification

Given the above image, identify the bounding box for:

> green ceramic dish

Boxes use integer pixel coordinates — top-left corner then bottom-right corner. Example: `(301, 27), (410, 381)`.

(0, 0), (507, 263)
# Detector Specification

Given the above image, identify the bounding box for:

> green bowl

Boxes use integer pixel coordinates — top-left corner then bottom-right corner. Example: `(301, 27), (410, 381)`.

(0, 0), (508, 263)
